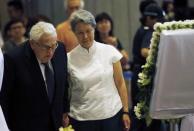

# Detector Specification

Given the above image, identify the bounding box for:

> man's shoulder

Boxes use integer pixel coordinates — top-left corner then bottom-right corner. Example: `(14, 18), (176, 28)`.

(57, 41), (65, 47)
(55, 42), (67, 54)
(136, 26), (149, 36)
(5, 41), (29, 59)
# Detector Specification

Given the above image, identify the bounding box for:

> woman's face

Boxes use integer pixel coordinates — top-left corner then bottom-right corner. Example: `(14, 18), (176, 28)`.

(74, 22), (95, 49)
(96, 19), (111, 34)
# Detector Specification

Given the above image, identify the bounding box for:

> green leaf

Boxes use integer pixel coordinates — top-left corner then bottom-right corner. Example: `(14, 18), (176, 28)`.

(145, 115), (152, 126)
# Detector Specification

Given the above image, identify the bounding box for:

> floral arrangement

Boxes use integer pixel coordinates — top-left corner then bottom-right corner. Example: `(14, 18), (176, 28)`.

(134, 20), (194, 126)
(59, 125), (74, 131)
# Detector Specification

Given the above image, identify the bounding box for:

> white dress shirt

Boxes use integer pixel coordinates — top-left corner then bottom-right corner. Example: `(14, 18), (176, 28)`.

(68, 41), (123, 120)
(37, 60), (53, 94)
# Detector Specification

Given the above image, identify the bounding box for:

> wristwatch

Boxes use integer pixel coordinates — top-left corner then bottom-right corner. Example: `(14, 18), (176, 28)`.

(122, 111), (129, 115)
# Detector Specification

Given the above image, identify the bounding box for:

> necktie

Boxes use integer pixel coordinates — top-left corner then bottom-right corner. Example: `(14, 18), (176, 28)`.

(43, 63), (55, 103)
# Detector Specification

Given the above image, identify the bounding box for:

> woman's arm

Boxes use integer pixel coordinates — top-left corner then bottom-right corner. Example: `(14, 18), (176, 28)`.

(113, 61), (130, 130)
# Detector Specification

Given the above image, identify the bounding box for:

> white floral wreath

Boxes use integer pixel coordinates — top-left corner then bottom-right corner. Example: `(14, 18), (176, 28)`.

(134, 20), (194, 126)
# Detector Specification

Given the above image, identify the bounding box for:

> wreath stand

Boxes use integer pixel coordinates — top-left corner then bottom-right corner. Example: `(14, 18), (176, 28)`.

(170, 122), (179, 131)
(149, 29), (194, 131)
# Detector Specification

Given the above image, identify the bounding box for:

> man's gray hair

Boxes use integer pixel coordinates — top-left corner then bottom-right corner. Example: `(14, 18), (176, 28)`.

(29, 21), (57, 41)
(70, 9), (96, 32)
(64, 0), (84, 10)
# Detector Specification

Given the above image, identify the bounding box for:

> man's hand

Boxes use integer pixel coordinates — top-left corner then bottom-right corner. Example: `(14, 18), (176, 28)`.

(62, 113), (69, 127)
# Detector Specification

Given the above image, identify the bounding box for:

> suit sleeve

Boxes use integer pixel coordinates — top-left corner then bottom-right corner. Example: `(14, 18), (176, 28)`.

(63, 44), (70, 113)
(0, 53), (15, 129)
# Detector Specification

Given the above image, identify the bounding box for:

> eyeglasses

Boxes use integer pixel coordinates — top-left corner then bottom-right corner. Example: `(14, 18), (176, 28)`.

(35, 42), (58, 51)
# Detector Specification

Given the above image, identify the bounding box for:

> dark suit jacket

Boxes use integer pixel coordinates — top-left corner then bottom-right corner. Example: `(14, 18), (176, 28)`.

(0, 41), (69, 131)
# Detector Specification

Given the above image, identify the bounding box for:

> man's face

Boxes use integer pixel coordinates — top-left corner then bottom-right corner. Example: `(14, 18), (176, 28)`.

(8, 22), (26, 40)
(30, 33), (58, 63)
(146, 16), (157, 28)
(67, 0), (82, 16)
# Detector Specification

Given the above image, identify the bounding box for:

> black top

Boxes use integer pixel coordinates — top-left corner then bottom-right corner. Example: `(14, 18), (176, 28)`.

(141, 28), (154, 49)
(132, 26), (149, 65)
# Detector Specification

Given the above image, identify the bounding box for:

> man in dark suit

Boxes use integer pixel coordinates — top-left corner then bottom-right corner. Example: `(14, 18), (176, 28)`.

(0, 21), (69, 131)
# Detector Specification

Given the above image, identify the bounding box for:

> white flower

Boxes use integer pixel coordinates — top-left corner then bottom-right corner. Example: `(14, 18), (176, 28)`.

(154, 23), (162, 30)
(137, 79), (142, 84)
(164, 22), (173, 27)
(146, 55), (152, 63)
(134, 102), (146, 119)
(138, 72), (143, 78)
(138, 72), (147, 79)
(152, 32), (160, 40)
(136, 20), (194, 125)
(134, 105), (142, 119)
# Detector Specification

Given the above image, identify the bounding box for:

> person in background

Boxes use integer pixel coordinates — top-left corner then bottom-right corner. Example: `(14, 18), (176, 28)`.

(2, 19), (27, 53)
(31, 14), (51, 26)
(189, 7), (194, 19)
(132, 0), (157, 75)
(6, 0), (31, 37)
(56, 0), (84, 52)
(95, 12), (130, 71)
(0, 21), (69, 131)
(131, 2), (157, 131)
(131, 1), (157, 106)
(162, 0), (175, 21)
(174, 0), (190, 21)
(7, 0), (26, 23)
(26, 14), (52, 37)
(68, 9), (130, 131)
(136, 4), (166, 131)
(141, 4), (165, 58)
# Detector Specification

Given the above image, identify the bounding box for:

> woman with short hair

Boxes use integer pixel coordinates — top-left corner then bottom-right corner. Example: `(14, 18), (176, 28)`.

(68, 9), (131, 131)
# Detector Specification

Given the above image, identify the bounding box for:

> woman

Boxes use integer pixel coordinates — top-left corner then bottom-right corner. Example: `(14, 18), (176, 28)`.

(95, 12), (130, 70)
(162, 1), (175, 21)
(68, 9), (130, 131)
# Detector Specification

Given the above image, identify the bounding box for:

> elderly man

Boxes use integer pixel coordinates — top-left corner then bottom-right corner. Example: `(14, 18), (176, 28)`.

(0, 22), (69, 131)
(56, 0), (84, 52)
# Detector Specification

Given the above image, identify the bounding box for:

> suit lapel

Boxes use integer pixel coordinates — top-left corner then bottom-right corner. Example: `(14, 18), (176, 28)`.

(24, 42), (49, 103)
(51, 45), (65, 104)
(51, 51), (59, 102)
